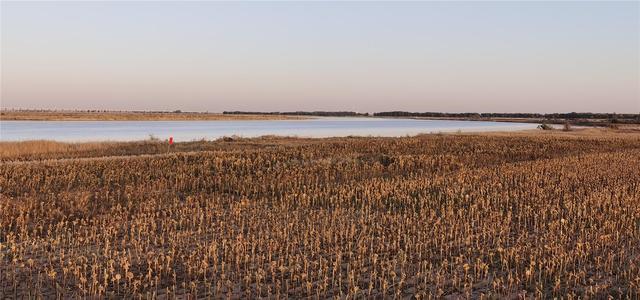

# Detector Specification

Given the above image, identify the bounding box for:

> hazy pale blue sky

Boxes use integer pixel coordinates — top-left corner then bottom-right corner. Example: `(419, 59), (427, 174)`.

(1, 1), (638, 113)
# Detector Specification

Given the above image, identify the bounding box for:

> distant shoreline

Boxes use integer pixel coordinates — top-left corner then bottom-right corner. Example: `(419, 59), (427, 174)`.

(0, 110), (307, 121)
(2, 110), (638, 128)
(378, 116), (633, 127)
(371, 111), (640, 128)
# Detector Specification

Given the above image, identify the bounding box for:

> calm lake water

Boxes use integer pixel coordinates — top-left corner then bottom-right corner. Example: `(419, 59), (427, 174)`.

(0, 118), (539, 142)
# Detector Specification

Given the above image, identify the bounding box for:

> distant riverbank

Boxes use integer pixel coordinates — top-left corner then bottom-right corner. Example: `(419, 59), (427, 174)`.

(372, 111), (640, 127)
(386, 116), (633, 128)
(228, 111), (640, 127)
(3, 110), (638, 128)
(0, 111), (307, 121)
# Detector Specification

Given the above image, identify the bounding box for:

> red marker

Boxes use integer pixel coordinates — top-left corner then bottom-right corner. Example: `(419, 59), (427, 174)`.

(169, 136), (174, 145)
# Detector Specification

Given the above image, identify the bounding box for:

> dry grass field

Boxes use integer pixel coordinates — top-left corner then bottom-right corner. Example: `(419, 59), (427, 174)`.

(1, 130), (639, 298)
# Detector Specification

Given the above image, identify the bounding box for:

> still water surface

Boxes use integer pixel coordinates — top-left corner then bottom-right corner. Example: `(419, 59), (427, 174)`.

(0, 118), (539, 142)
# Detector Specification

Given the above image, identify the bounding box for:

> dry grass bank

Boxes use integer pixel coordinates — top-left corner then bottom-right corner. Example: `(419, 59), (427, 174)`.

(0, 111), (306, 121)
(0, 138), (273, 162)
(2, 128), (637, 161)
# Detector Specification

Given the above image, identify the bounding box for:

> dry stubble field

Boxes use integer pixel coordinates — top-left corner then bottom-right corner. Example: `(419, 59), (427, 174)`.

(1, 130), (639, 298)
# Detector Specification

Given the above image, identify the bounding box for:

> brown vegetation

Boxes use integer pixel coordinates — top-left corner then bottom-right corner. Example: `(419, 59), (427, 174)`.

(1, 132), (639, 298)
(0, 110), (305, 121)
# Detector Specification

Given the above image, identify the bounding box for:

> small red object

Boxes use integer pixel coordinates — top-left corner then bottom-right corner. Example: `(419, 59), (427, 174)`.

(169, 136), (174, 145)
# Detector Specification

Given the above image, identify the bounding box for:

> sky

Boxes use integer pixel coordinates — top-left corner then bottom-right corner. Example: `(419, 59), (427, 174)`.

(1, 1), (639, 113)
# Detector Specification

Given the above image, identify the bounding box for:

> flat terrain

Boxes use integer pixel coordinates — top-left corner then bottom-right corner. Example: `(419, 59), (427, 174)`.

(394, 116), (640, 127)
(1, 129), (639, 298)
(0, 111), (305, 121)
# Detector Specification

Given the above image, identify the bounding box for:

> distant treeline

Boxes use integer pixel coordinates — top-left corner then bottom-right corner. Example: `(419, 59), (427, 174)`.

(223, 111), (370, 117)
(373, 111), (640, 122)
